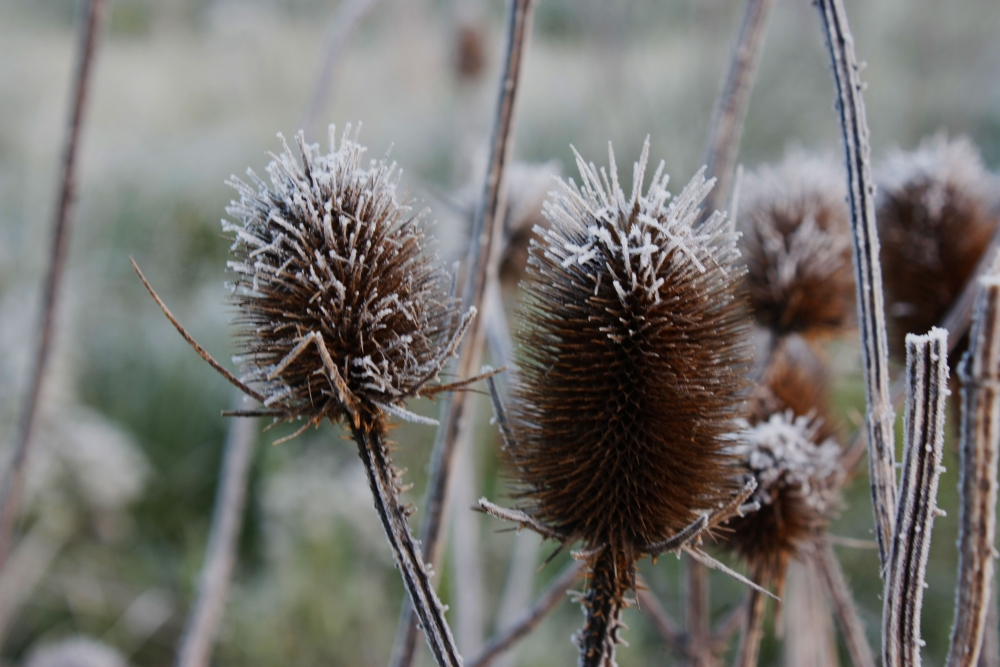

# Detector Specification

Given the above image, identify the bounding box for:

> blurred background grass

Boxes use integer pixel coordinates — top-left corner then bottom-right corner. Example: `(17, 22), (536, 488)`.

(0, 0), (998, 665)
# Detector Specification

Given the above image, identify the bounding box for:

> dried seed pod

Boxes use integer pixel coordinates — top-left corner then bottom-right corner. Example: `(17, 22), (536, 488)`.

(224, 125), (466, 429)
(738, 152), (853, 339)
(877, 135), (1000, 360)
(726, 412), (844, 591)
(505, 140), (753, 666)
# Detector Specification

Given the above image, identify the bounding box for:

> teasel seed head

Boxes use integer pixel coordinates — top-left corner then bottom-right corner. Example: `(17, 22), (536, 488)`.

(877, 134), (1000, 360)
(505, 139), (753, 665)
(738, 152), (854, 339)
(726, 411), (844, 591)
(223, 125), (466, 431)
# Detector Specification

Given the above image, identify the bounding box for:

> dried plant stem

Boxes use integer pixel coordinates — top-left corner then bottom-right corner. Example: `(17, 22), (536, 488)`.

(978, 588), (1000, 667)
(466, 561), (582, 667)
(702, 0), (778, 216)
(301, 0), (381, 133)
(783, 558), (839, 667)
(939, 230), (1000, 351)
(354, 422), (463, 667)
(710, 597), (746, 655)
(684, 559), (715, 667)
(391, 2), (535, 665)
(815, 0), (897, 569)
(492, 531), (541, 667)
(732, 568), (767, 667)
(883, 328), (949, 667)
(947, 275), (1000, 667)
(450, 418), (485, 655)
(0, 0), (106, 569)
(176, 410), (258, 667)
(636, 585), (685, 650)
(815, 539), (877, 667)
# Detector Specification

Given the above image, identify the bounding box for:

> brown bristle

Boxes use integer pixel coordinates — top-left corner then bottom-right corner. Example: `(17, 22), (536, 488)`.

(738, 152), (854, 338)
(748, 335), (839, 444)
(725, 412), (844, 586)
(877, 135), (1000, 361)
(223, 126), (461, 426)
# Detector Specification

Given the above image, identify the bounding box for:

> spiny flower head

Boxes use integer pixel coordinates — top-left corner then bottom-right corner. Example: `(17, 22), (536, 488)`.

(223, 126), (464, 430)
(877, 135), (1000, 360)
(508, 138), (753, 560)
(738, 152), (853, 338)
(726, 412), (843, 585)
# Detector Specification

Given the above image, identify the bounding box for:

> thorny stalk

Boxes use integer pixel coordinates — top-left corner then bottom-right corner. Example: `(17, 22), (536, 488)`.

(701, 0), (778, 216)
(176, 409), (258, 667)
(815, 0), (897, 570)
(301, 0), (381, 134)
(814, 539), (876, 667)
(465, 561), (583, 667)
(947, 274), (1000, 667)
(392, 1), (536, 665)
(883, 328), (949, 667)
(0, 0), (106, 569)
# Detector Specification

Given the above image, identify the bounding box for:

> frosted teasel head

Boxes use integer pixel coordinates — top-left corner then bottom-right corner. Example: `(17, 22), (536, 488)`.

(725, 411), (844, 588)
(223, 125), (472, 434)
(877, 135), (1000, 361)
(738, 152), (853, 339)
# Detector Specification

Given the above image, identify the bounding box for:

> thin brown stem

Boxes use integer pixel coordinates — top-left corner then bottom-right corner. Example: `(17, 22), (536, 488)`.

(0, 0), (106, 569)
(702, 0), (778, 217)
(636, 584), (685, 650)
(815, 0), (897, 570)
(815, 540), (877, 667)
(176, 409), (258, 667)
(883, 328), (949, 667)
(732, 566), (767, 667)
(685, 558), (715, 667)
(947, 275), (1000, 667)
(391, 2), (535, 665)
(301, 0), (381, 134)
(354, 421), (463, 667)
(466, 561), (582, 667)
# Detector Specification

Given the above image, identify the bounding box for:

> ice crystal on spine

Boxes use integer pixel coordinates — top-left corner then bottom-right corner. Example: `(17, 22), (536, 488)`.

(223, 125), (465, 428)
(503, 138), (752, 667)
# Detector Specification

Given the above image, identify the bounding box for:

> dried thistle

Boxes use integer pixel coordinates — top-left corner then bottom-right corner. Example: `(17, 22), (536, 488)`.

(136, 125), (473, 667)
(877, 135), (1000, 360)
(738, 152), (853, 339)
(483, 139), (755, 667)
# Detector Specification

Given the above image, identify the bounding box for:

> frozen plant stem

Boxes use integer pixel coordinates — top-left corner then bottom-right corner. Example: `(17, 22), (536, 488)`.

(702, 0), (777, 216)
(176, 409), (257, 667)
(882, 328), (949, 667)
(815, 539), (877, 667)
(0, 0), (106, 569)
(391, 1), (535, 665)
(947, 275), (1000, 667)
(814, 0), (897, 569)
(466, 561), (583, 667)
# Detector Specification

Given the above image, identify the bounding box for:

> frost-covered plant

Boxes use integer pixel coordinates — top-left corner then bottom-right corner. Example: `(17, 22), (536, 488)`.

(481, 139), (757, 667)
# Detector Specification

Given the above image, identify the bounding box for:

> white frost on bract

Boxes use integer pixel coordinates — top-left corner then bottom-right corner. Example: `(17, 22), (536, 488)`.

(539, 137), (738, 307)
(730, 411), (843, 513)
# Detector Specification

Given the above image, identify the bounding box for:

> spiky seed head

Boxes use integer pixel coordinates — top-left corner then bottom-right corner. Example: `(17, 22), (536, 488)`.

(877, 135), (1000, 360)
(223, 126), (461, 427)
(507, 139), (753, 563)
(726, 412), (843, 586)
(738, 152), (853, 338)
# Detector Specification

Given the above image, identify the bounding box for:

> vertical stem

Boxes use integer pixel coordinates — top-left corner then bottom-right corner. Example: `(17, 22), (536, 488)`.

(815, 540), (877, 667)
(685, 557), (715, 667)
(883, 329), (949, 667)
(947, 276), (1000, 667)
(732, 570), (767, 667)
(814, 0), (897, 570)
(577, 551), (624, 667)
(702, 0), (778, 216)
(391, 1), (535, 665)
(176, 411), (258, 667)
(354, 421), (463, 667)
(783, 558), (839, 667)
(0, 0), (106, 569)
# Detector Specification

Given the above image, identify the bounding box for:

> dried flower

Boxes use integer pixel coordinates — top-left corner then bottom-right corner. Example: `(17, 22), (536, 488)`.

(485, 139), (753, 666)
(738, 152), (853, 339)
(726, 412), (843, 591)
(877, 135), (1000, 360)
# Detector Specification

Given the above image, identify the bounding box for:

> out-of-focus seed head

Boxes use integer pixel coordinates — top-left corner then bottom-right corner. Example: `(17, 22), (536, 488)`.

(738, 152), (853, 338)
(726, 412), (843, 585)
(508, 139), (753, 562)
(223, 126), (462, 428)
(877, 135), (1000, 360)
